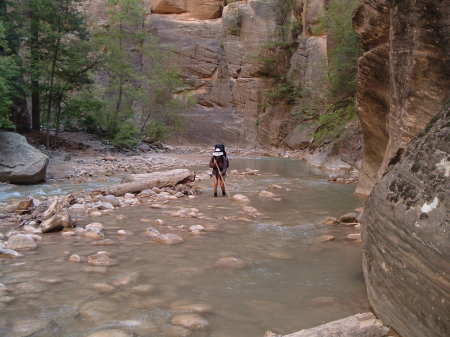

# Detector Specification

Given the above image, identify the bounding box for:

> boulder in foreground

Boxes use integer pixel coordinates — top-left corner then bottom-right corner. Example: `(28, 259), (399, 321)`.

(266, 312), (389, 337)
(0, 132), (49, 184)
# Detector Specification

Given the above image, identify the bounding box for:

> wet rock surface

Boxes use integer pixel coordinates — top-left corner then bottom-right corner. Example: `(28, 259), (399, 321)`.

(362, 102), (450, 337)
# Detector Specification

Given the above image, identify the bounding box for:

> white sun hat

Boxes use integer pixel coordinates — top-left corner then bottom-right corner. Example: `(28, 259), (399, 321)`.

(212, 148), (223, 156)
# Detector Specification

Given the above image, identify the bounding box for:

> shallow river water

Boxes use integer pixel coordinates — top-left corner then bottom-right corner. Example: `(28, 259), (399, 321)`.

(0, 158), (368, 337)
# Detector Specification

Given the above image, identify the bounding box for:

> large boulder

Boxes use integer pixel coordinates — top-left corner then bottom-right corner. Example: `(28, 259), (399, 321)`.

(0, 132), (49, 184)
(362, 102), (449, 337)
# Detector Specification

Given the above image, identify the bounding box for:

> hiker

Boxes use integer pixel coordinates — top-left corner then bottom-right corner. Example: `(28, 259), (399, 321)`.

(209, 144), (229, 197)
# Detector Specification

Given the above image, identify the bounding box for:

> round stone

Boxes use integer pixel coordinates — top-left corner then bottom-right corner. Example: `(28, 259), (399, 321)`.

(170, 313), (209, 331)
(155, 234), (184, 245)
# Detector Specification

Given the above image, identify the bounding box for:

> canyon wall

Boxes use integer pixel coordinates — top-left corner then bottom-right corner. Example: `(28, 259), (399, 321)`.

(85, 0), (330, 149)
(353, 0), (450, 195)
(362, 101), (449, 337)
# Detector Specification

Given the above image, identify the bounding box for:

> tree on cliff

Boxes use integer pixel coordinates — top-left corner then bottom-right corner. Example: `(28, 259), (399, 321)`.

(91, 0), (189, 146)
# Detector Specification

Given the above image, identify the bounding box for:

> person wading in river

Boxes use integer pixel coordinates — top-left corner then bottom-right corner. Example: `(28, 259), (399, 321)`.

(209, 145), (229, 197)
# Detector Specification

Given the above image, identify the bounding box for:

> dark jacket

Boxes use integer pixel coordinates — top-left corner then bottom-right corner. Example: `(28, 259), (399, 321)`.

(209, 155), (229, 176)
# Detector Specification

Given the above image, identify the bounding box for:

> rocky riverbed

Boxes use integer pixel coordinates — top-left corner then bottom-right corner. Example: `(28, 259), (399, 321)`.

(0, 154), (374, 337)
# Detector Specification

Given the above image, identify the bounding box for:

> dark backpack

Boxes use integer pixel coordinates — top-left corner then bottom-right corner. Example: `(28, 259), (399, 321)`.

(215, 144), (227, 157)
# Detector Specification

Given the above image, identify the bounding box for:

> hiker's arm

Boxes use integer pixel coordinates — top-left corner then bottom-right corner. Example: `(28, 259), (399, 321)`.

(209, 157), (215, 168)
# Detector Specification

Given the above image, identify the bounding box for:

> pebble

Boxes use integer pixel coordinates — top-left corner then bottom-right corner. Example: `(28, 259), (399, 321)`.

(161, 325), (192, 337)
(6, 234), (37, 251)
(11, 318), (51, 337)
(170, 313), (209, 331)
(86, 328), (132, 337)
(155, 219), (164, 225)
(90, 211), (102, 217)
(346, 233), (362, 241)
(171, 302), (213, 314)
(145, 227), (160, 237)
(117, 230), (132, 236)
(214, 257), (246, 269)
(322, 217), (338, 225)
(129, 284), (155, 294)
(232, 194), (250, 203)
(85, 223), (104, 231)
(84, 229), (104, 240)
(316, 235), (335, 243)
(189, 225), (205, 232)
(259, 190), (275, 197)
(69, 254), (81, 262)
(156, 234), (184, 245)
(61, 231), (76, 237)
(112, 271), (140, 287)
(87, 252), (117, 266)
(91, 283), (115, 293)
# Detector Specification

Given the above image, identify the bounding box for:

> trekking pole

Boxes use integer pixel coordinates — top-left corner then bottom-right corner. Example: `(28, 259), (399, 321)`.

(214, 158), (231, 198)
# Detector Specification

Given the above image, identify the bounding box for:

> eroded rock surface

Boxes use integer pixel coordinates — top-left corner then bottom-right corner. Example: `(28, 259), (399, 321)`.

(354, 0), (450, 195)
(362, 102), (450, 337)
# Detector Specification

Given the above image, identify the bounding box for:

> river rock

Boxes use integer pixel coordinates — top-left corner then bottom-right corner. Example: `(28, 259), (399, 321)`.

(129, 284), (155, 294)
(214, 256), (246, 269)
(189, 225), (204, 232)
(322, 216), (338, 225)
(339, 212), (358, 223)
(346, 233), (361, 241)
(232, 194), (250, 203)
(11, 318), (51, 337)
(0, 248), (22, 258)
(40, 208), (72, 232)
(259, 190), (275, 197)
(316, 235), (335, 243)
(6, 234), (37, 251)
(79, 298), (120, 323)
(117, 229), (132, 236)
(171, 302), (213, 314)
(100, 195), (120, 207)
(91, 283), (115, 293)
(145, 227), (160, 237)
(161, 325), (192, 337)
(84, 229), (104, 239)
(87, 252), (117, 266)
(0, 132), (49, 184)
(112, 271), (140, 287)
(86, 222), (104, 231)
(86, 328), (132, 337)
(98, 201), (115, 210)
(23, 225), (42, 234)
(156, 234), (184, 245)
(69, 254), (81, 262)
(69, 204), (86, 216)
(170, 313), (209, 331)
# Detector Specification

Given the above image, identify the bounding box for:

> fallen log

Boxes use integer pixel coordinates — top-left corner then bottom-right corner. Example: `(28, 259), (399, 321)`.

(100, 169), (196, 197)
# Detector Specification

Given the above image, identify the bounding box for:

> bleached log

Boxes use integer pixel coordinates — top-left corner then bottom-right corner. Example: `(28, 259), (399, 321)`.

(102, 169), (195, 196)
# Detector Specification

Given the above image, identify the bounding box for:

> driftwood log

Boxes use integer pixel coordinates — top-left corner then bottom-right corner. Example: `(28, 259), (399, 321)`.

(101, 169), (196, 196)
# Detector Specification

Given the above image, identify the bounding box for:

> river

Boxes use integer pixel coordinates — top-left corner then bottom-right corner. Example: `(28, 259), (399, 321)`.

(0, 157), (368, 337)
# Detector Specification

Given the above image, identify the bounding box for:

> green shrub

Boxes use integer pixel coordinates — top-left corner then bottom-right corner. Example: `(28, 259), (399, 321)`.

(145, 119), (169, 142)
(112, 121), (139, 147)
(312, 99), (356, 146)
(228, 8), (243, 35)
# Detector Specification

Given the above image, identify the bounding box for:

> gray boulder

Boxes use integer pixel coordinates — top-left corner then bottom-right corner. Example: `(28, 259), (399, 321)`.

(0, 132), (49, 184)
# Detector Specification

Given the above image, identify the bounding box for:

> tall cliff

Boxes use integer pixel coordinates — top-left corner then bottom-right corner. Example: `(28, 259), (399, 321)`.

(353, 0), (450, 195)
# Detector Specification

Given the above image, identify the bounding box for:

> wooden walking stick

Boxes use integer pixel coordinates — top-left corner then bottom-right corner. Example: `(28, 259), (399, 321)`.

(214, 158), (231, 198)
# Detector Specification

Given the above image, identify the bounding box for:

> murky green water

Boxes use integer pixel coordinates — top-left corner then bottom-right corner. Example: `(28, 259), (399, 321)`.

(0, 158), (368, 337)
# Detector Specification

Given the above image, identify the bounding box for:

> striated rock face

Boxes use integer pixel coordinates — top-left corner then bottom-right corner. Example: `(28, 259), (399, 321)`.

(150, 0), (223, 19)
(0, 132), (49, 184)
(354, 0), (450, 195)
(362, 102), (450, 337)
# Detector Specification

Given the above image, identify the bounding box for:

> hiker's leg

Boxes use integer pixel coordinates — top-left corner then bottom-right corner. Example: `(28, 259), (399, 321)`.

(220, 176), (226, 195)
(213, 175), (218, 196)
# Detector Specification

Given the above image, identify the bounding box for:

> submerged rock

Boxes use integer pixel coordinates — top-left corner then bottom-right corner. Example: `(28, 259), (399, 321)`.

(214, 257), (246, 269)
(86, 329), (131, 337)
(6, 234), (37, 251)
(0, 248), (23, 258)
(87, 252), (117, 266)
(0, 132), (49, 184)
(11, 318), (51, 337)
(232, 194), (250, 203)
(156, 234), (184, 245)
(170, 313), (209, 331)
